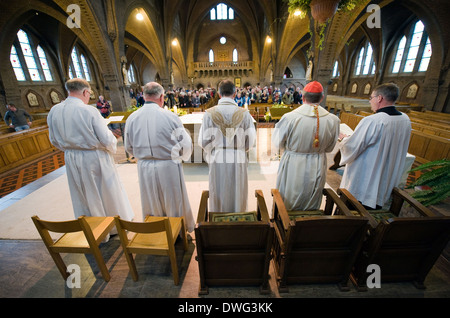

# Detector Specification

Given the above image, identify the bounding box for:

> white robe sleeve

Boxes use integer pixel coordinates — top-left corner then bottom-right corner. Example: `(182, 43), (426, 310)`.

(339, 117), (382, 165)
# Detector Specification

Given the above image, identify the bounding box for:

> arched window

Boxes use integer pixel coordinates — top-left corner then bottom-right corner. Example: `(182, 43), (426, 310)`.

(332, 61), (339, 78)
(355, 42), (376, 76)
(10, 45), (26, 81)
(210, 3), (234, 20)
(127, 64), (136, 83)
(37, 45), (52, 81)
(232, 48), (238, 62)
(419, 37), (432, 72)
(10, 29), (54, 82)
(355, 48), (364, 75)
(391, 20), (431, 73)
(17, 29), (41, 81)
(392, 36), (406, 73)
(209, 49), (214, 63)
(70, 46), (91, 81)
(80, 54), (91, 81)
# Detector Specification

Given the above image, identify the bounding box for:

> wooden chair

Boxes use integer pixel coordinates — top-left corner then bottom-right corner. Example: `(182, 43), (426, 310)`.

(337, 187), (450, 290)
(271, 188), (369, 292)
(195, 190), (274, 295)
(114, 215), (188, 285)
(31, 215), (115, 281)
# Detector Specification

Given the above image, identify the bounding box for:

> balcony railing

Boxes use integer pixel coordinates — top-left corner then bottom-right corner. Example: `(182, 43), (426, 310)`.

(192, 61), (253, 78)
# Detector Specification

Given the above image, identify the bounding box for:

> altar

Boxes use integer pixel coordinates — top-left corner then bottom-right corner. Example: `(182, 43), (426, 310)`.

(179, 112), (258, 163)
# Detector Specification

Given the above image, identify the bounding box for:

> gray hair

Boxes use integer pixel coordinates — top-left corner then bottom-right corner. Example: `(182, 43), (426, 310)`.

(65, 78), (90, 93)
(143, 82), (164, 98)
(373, 83), (399, 103)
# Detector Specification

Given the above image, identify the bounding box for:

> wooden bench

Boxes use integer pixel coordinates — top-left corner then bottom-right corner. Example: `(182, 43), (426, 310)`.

(338, 187), (450, 290)
(0, 126), (57, 175)
(409, 129), (450, 164)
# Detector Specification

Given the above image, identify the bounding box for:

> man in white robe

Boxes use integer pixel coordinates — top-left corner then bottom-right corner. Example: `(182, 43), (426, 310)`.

(198, 80), (257, 212)
(272, 81), (340, 211)
(339, 83), (411, 209)
(47, 78), (134, 223)
(124, 82), (195, 232)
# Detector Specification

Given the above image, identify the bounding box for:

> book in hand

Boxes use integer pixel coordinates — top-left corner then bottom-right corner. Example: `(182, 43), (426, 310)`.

(339, 123), (354, 136)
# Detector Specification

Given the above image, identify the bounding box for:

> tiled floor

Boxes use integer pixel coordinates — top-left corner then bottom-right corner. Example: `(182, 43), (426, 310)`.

(0, 127), (449, 304)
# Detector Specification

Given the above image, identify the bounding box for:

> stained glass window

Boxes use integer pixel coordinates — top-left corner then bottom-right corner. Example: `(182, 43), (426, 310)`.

(332, 61), (339, 77)
(80, 54), (91, 81)
(404, 21), (424, 72)
(210, 3), (234, 20)
(418, 37), (432, 72)
(355, 48), (364, 75)
(10, 45), (26, 81)
(209, 49), (214, 63)
(37, 45), (53, 81)
(391, 20), (431, 73)
(233, 49), (238, 62)
(17, 29), (41, 81)
(127, 64), (136, 83)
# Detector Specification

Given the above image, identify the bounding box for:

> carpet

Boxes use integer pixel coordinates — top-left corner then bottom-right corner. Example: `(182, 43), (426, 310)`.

(0, 162), (284, 240)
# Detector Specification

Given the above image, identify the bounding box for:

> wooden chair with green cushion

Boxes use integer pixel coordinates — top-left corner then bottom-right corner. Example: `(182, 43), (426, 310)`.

(194, 190), (274, 295)
(271, 188), (369, 293)
(337, 187), (450, 291)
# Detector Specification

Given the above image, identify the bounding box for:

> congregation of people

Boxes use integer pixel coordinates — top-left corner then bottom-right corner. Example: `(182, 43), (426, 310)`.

(127, 83), (304, 110)
(44, 77), (410, 241)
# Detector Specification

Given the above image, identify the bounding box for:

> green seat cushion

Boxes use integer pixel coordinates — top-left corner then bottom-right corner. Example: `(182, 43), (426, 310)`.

(287, 210), (324, 220)
(209, 211), (258, 222)
(368, 210), (396, 222)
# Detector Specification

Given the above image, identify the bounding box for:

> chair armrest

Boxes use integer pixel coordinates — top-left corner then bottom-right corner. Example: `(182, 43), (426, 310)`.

(271, 189), (291, 230)
(255, 190), (270, 223)
(391, 187), (441, 217)
(322, 188), (353, 216)
(197, 190), (209, 223)
(337, 188), (379, 229)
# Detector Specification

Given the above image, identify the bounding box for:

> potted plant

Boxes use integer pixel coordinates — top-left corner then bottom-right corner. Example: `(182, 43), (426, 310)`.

(407, 159), (450, 206)
(286, 0), (364, 23)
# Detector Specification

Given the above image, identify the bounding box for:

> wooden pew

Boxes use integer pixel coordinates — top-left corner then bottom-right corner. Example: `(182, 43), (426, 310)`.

(409, 129), (450, 164)
(339, 112), (365, 130)
(270, 107), (293, 121)
(335, 111), (450, 168)
(0, 126), (57, 175)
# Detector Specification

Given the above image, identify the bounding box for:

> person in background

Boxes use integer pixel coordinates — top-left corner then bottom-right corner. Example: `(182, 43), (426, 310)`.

(4, 104), (33, 131)
(96, 95), (111, 118)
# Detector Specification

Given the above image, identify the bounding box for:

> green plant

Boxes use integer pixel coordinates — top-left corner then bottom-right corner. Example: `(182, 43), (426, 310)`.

(407, 159), (450, 206)
(127, 105), (138, 112)
(264, 111), (272, 122)
(272, 102), (288, 108)
(286, 0), (364, 14)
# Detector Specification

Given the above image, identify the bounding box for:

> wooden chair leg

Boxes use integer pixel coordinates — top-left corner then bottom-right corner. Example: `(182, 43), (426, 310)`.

(168, 248), (179, 285)
(49, 251), (69, 280)
(124, 252), (139, 281)
(91, 246), (111, 282)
